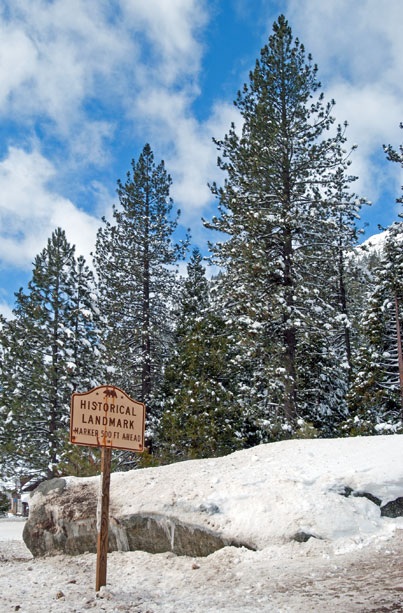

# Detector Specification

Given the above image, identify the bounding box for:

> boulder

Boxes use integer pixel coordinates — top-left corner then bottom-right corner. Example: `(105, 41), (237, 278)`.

(22, 436), (403, 558)
(381, 497), (403, 518)
(23, 476), (253, 558)
(23, 478), (99, 557)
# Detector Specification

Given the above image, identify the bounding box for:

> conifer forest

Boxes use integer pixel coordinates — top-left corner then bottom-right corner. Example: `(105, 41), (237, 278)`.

(1, 16), (403, 480)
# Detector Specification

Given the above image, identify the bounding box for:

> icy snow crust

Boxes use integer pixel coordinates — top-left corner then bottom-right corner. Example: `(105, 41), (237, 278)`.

(30, 434), (403, 552)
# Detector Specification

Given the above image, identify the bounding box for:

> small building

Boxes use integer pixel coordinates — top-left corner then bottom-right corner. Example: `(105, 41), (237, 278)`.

(10, 489), (29, 516)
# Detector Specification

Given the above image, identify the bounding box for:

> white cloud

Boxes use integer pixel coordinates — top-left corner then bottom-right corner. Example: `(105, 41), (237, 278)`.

(0, 146), (99, 269)
(133, 86), (241, 229)
(120, 0), (207, 85)
(2, 0), (401, 302)
(0, 0), (207, 153)
(171, 101), (242, 215)
(285, 0), (403, 206)
(0, 0), (217, 283)
(0, 300), (14, 319)
(0, 0), (134, 153)
(326, 82), (402, 201)
(0, 25), (38, 108)
(287, 0), (403, 86)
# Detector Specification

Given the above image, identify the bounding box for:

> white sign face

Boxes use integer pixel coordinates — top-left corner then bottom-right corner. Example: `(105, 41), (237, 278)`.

(70, 386), (145, 452)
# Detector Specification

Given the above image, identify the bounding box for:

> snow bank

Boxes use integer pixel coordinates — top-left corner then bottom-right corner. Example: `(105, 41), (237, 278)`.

(8, 436), (403, 611)
(26, 435), (403, 556)
(103, 435), (403, 550)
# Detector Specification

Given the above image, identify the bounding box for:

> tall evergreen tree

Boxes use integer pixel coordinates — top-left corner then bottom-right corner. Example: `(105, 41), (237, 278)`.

(205, 15), (361, 435)
(348, 223), (403, 429)
(0, 228), (103, 478)
(157, 250), (243, 460)
(347, 123), (403, 433)
(94, 144), (188, 440)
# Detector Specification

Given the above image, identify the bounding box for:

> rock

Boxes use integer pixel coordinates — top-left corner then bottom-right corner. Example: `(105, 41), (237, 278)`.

(339, 486), (354, 498)
(355, 491), (381, 506)
(23, 477), (254, 558)
(34, 478), (67, 497)
(199, 503), (220, 515)
(338, 486), (403, 517)
(338, 486), (381, 506)
(22, 438), (403, 558)
(23, 480), (99, 557)
(291, 531), (319, 543)
(113, 513), (252, 557)
(381, 497), (403, 518)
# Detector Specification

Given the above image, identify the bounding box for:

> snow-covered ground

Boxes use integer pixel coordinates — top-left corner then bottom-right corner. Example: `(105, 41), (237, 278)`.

(2, 435), (403, 612)
(0, 516), (25, 541)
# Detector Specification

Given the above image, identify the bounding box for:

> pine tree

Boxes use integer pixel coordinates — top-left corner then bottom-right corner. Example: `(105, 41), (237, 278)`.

(204, 15), (360, 436)
(0, 228), (103, 479)
(348, 222), (403, 431)
(94, 144), (189, 442)
(157, 250), (243, 461)
(68, 255), (105, 392)
(0, 490), (10, 516)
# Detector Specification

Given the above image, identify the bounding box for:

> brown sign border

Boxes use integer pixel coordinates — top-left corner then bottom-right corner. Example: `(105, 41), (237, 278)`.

(70, 385), (146, 452)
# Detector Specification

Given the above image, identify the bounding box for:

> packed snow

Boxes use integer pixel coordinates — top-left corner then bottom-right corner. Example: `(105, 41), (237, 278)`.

(0, 517), (25, 541)
(2, 435), (403, 611)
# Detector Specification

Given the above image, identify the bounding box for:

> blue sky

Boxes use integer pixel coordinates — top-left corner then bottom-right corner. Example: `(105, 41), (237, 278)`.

(0, 0), (402, 317)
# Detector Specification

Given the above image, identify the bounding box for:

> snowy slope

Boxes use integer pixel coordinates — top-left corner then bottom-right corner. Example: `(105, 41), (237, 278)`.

(360, 229), (390, 252)
(358, 225), (403, 255)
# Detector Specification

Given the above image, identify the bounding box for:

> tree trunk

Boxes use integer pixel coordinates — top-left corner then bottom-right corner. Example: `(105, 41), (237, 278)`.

(338, 239), (352, 378)
(283, 229), (297, 423)
(280, 45), (297, 425)
(49, 272), (60, 478)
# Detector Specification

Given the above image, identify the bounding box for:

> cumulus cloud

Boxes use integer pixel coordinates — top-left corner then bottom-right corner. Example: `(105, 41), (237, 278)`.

(0, 0), (215, 277)
(0, 1), (133, 126)
(287, 0), (403, 86)
(0, 0), (207, 147)
(134, 86), (240, 220)
(120, 0), (207, 85)
(0, 146), (99, 268)
(286, 0), (403, 206)
(0, 300), (14, 319)
(0, 0), (215, 242)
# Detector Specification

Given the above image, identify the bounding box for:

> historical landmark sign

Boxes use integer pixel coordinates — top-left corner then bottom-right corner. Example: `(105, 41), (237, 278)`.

(70, 385), (146, 591)
(70, 385), (145, 452)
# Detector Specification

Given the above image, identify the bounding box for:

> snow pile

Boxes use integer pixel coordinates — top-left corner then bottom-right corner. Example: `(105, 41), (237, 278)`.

(109, 435), (403, 550)
(33, 434), (403, 553)
(3, 436), (403, 612)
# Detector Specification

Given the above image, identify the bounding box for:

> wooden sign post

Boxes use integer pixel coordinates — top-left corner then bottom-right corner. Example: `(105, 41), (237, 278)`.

(70, 385), (145, 592)
(95, 445), (112, 591)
